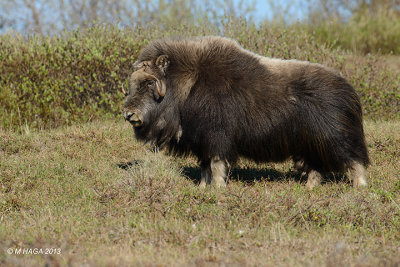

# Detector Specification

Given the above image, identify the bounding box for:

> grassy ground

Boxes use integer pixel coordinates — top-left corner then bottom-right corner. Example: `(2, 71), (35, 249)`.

(1, 119), (399, 266)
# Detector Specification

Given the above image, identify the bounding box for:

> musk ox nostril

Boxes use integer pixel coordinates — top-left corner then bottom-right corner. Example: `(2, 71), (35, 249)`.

(123, 110), (143, 127)
(123, 111), (134, 121)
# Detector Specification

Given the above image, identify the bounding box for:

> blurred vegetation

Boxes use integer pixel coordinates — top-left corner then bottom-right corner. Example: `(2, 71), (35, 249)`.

(1, 0), (398, 54)
(0, 0), (255, 34)
(306, 3), (400, 54)
(0, 0), (399, 131)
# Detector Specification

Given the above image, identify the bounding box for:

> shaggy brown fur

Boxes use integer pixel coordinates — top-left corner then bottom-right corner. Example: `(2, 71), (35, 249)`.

(122, 36), (369, 188)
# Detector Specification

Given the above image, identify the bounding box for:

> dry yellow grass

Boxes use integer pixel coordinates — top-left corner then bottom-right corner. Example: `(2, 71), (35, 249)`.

(1, 119), (399, 266)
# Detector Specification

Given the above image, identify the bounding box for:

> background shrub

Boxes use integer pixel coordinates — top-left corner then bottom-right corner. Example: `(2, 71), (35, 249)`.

(0, 20), (399, 132)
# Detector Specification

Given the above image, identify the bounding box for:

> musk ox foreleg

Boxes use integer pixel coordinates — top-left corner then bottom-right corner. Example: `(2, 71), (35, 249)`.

(199, 157), (228, 188)
(348, 161), (368, 187)
(199, 163), (211, 188)
(211, 158), (228, 187)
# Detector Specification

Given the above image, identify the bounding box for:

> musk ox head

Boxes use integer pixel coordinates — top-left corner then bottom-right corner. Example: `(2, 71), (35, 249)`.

(122, 55), (170, 128)
(122, 54), (181, 148)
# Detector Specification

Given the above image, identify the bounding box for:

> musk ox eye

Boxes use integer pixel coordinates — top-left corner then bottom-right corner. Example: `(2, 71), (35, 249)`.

(147, 80), (155, 87)
(142, 80), (155, 90)
(140, 80), (154, 88)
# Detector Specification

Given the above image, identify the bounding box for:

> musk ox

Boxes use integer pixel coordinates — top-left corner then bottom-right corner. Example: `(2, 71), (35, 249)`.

(122, 36), (369, 189)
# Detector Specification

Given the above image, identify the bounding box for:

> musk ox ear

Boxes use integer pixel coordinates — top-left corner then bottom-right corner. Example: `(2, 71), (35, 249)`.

(155, 55), (169, 75)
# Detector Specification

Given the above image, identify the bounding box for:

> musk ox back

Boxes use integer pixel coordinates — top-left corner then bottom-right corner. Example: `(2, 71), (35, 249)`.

(122, 36), (369, 189)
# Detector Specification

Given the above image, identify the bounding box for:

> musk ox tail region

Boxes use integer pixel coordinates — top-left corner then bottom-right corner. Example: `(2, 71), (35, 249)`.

(122, 36), (369, 189)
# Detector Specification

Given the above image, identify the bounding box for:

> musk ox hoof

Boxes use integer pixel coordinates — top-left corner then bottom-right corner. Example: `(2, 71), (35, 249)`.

(306, 170), (322, 190)
(199, 181), (207, 188)
(349, 161), (368, 188)
(212, 180), (226, 188)
(199, 180), (226, 188)
(352, 175), (368, 187)
(354, 180), (368, 187)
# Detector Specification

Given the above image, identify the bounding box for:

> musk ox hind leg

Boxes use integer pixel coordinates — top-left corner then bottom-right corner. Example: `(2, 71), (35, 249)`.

(348, 161), (368, 187)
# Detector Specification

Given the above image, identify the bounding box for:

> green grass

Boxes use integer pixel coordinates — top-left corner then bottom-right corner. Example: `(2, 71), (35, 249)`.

(1, 119), (399, 266)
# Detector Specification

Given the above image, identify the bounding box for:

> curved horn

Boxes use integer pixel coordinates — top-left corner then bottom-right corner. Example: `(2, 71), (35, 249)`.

(131, 69), (166, 97)
(122, 84), (127, 96)
(155, 79), (166, 97)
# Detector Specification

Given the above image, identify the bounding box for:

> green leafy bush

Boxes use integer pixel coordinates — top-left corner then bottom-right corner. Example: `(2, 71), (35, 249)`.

(0, 20), (399, 131)
(309, 8), (400, 55)
(0, 25), (141, 130)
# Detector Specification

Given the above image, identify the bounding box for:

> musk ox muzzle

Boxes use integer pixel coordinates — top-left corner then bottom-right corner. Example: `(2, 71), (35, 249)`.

(122, 36), (370, 189)
(122, 109), (143, 128)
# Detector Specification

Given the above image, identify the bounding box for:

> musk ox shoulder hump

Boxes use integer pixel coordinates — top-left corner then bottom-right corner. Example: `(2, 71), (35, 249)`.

(155, 36), (336, 78)
(139, 35), (251, 66)
(199, 36), (339, 77)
